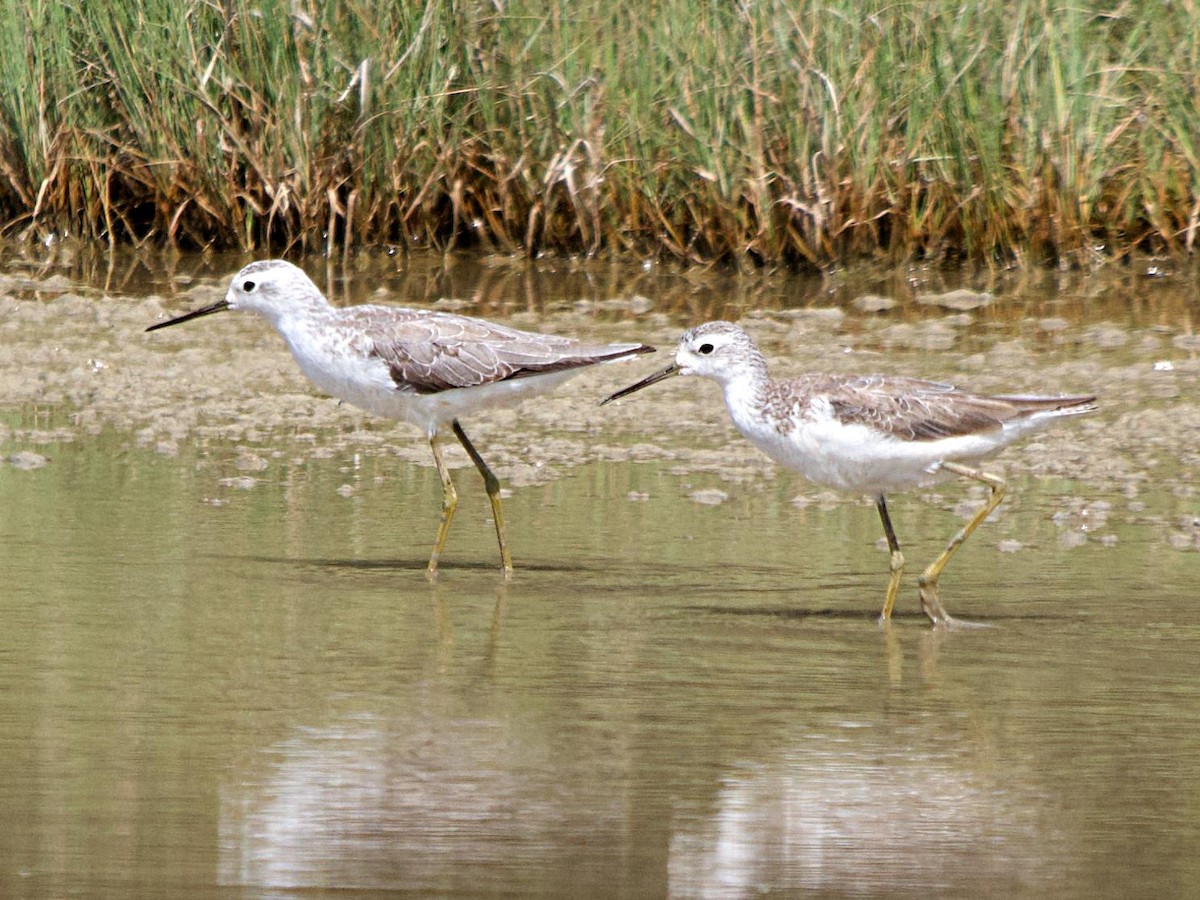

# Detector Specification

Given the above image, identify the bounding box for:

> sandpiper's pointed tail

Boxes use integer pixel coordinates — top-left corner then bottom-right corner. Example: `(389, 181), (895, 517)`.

(505, 342), (654, 380)
(996, 393), (1098, 418)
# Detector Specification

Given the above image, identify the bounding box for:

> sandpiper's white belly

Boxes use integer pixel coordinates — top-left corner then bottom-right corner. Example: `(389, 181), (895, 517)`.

(755, 418), (1001, 494)
(280, 314), (587, 436)
(724, 384), (1031, 496)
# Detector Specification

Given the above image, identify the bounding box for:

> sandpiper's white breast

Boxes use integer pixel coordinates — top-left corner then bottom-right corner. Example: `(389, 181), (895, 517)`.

(276, 310), (397, 409)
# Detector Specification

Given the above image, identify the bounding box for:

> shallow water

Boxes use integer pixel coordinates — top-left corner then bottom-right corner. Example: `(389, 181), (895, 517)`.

(1, 435), (1199, 898)
(2, 248), (1200, 897)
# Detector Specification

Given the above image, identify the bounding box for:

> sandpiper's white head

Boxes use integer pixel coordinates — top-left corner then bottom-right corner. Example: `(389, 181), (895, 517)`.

(225, 260), (331, 323)
(146, 259), (331, 333)
(672, 321), (765, 383)
(602, 320), (765, 404)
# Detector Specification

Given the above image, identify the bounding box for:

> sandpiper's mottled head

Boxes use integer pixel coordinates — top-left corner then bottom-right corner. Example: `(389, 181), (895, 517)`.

(672, 321), (764, 382)
(601, 320), (765, 404)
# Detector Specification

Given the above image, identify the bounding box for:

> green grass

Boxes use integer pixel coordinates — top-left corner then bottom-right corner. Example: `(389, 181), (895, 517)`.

(0, 0), (1197, 266)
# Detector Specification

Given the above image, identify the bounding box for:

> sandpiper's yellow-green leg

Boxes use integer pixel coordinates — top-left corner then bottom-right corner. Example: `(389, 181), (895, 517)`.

(917, 460), (1007, 626)
(875, 495), (905, 621)
(452, 420), (514, 578)
(427, 436), (459, 580)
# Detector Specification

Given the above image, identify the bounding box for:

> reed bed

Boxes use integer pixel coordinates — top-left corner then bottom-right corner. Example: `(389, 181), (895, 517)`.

(0, 0), (1197, 266)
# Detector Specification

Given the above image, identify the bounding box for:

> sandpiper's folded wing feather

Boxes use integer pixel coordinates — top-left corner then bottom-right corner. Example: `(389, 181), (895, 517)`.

(348, 307), (651, 394)
(805, 374), (1095, 442)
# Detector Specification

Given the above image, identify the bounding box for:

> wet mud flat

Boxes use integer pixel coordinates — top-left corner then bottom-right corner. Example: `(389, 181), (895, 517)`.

(1, 254), (1198, 555)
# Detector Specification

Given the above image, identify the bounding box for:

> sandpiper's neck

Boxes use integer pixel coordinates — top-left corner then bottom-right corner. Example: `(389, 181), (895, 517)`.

(716, 346), (774, 417)
(257, 291), (335, 333)
(720, 340), (771, 386)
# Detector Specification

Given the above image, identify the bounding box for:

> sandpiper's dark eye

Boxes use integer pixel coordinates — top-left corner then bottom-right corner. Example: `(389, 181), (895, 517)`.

(243, 280), (256, 292)
(698, 343), (715, 355)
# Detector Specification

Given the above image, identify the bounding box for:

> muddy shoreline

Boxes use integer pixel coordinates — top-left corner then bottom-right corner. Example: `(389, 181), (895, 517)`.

(1, 259), (1197, 512)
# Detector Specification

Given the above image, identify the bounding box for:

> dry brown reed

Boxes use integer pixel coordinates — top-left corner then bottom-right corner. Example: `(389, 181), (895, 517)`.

(0, 0), (1197, 267)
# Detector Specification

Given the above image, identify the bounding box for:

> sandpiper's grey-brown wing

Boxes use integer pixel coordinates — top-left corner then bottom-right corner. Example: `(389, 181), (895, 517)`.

(802, 374), (1095, 442)
(347, 308), (652, 393)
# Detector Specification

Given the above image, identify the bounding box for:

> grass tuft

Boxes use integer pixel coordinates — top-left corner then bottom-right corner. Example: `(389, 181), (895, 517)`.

(0, 0), (1197, 266)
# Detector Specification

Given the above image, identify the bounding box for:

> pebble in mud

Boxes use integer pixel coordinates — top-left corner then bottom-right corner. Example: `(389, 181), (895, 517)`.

(1083, 324), (1130, 350)
(1170, 334), (1200, 352)
(1037, 317), (1070, 333)
(1167, 531), (1199, 551)
(235, 453), (269, 472)
(914, 288), (994, 310)
(688, 488), (729, 506)
(792, 491), (856, 510)
(6, 451), (48, 469)
(852, 294), (897, 313)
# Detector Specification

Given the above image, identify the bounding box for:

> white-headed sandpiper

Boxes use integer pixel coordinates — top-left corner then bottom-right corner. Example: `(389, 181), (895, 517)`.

(603, 320), (1096, 625)
(148, 259), (653, 578)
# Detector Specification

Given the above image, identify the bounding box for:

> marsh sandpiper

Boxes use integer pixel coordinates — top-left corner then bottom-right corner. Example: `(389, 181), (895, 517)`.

(603, 321), (1096, 625)
(148, 259), (653, 578)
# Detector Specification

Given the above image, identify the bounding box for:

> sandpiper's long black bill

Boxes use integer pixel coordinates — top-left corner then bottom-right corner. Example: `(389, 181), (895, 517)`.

(145, 299), (231, 332)
(600, 362), (681, 405)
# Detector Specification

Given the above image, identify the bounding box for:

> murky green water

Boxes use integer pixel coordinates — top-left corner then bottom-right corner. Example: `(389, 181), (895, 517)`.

(2, 430), (1199, 898)
(3, 247), (1200, 897)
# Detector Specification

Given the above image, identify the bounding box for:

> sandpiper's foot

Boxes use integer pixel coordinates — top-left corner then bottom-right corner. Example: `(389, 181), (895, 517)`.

(918, 575), (956, 626)
(919, 577), (992, 628)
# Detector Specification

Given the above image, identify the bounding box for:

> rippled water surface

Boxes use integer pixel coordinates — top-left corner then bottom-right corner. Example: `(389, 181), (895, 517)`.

(2, 248), (1200, 897)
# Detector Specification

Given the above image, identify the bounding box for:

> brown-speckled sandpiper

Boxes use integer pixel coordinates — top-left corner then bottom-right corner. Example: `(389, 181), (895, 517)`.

(149, 259), (653, 578)
(604, 320), (1096, 626)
